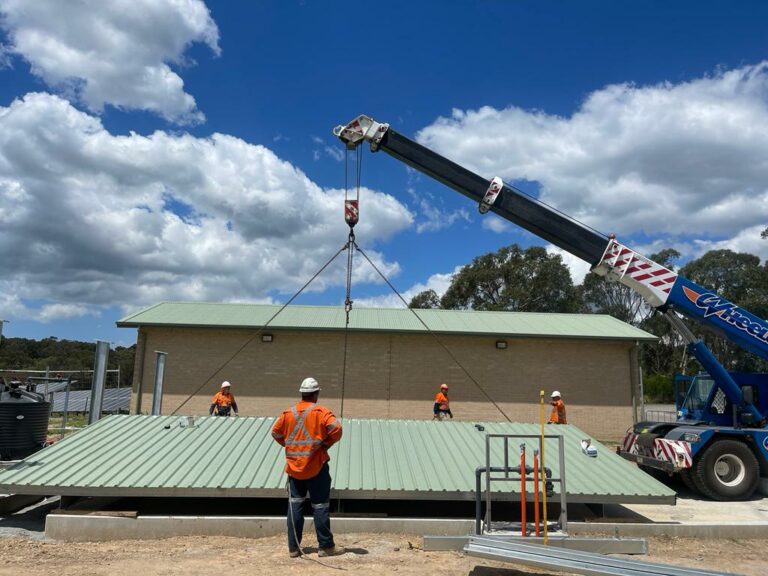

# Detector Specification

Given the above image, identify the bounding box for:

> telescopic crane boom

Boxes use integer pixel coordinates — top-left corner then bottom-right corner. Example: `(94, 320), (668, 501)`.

(335, 114), (768, 500)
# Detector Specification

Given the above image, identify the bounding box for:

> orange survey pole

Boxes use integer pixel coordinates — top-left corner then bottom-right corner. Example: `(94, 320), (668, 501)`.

(540, 389), (548, 544)
(533, 449), (540, 537)
(520, 443), (527, 537)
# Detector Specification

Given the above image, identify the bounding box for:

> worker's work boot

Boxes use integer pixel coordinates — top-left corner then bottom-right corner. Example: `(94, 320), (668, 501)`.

(289, 548), (301, 558)
(318, 546), (345, 557)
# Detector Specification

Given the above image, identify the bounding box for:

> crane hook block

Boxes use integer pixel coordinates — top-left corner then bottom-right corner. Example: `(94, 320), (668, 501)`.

(479, 177), (503, 214)
(345, 199), (359, 227)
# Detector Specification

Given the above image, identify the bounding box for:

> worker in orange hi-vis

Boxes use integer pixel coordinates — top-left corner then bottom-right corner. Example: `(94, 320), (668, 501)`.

(547, 391), (567, 424)
(209, 381), (239, 416)
(433, 383), (453, 420)
(271, 377), (345, 559)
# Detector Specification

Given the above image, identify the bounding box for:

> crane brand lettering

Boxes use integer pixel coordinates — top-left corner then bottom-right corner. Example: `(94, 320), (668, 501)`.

(682, 286), (768, 345)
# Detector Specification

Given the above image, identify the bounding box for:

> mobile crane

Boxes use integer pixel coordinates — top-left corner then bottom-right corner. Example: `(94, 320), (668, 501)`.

(334, 114), (768, 501)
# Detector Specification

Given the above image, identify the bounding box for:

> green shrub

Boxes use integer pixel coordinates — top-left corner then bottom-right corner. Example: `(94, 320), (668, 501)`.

(643, 373), (674, 403)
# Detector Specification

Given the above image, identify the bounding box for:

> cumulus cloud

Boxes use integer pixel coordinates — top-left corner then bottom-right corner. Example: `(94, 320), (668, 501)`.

(0, 0), (219, 123)
(416, 63), (768, 263)
(407, 189), (471, 233)
(482, 216), (512, 234)
(312, 136), (344, 162)
(0, 93), (413, 320)
(545, 246), (592, 285)
(354, 266), (461, 309)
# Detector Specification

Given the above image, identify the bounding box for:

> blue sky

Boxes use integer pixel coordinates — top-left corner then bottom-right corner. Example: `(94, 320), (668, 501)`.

(1, 1), (767, 347)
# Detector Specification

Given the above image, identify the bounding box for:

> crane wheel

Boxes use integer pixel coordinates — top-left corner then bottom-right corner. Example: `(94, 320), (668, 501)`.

(694, 440), (759, 501)
(678, 468), (699, 495)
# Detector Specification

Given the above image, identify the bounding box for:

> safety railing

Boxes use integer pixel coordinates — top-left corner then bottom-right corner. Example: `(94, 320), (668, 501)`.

(479, 433), (568, 537)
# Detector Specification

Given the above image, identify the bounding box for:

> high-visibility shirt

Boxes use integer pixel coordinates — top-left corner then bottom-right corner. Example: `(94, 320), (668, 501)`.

(434, 392), (450, 411)
(548, 399), (567, 424)
(271, 401), (343, 480)
(211, 391), (237, 409)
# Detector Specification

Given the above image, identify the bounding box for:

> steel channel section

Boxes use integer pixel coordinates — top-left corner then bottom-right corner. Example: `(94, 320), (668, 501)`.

(465, 537), (738, 576)
(379, 130), (609, 266)
(87, 341), (110, 425)
(483, 433), (568, 535)
(424, 535), (648, 554)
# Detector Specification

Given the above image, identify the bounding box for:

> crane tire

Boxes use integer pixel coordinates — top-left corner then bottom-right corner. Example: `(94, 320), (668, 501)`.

(694, 439), (759, 501)
(678, 468), (699, 495)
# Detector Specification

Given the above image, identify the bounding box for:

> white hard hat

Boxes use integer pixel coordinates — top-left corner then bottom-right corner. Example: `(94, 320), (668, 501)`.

(551, 390), (561, 398)
(299, 377), (321, 393)
(221, 381), (231, 388)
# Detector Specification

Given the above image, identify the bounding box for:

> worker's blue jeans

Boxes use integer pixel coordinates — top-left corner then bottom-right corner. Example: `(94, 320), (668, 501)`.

(287, 463), (334, 551)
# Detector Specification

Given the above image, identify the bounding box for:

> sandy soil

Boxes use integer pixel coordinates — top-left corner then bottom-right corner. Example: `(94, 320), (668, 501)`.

(0, 533), (762, 576)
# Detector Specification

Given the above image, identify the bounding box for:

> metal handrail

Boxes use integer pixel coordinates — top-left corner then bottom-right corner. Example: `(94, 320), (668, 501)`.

(483, 433), (568, 535)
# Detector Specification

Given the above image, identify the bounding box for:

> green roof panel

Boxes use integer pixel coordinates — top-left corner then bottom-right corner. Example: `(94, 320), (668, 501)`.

(117, 302), (656, 341)
(0, 415), (674, 504)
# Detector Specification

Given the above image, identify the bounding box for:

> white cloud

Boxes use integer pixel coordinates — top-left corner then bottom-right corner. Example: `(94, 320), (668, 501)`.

(311, 136), (345, 162)
(416, 63), (768, 262)
(0, 292), (98, 322)
(354, 266), (461, 309)
(545, 246), (592, 285)
(407, 189), (471, 233)
(0, 0), (219, 124)
(0, 93), (414, 320)
(692, 224), (768, 261)
(482, 216), (512, 234)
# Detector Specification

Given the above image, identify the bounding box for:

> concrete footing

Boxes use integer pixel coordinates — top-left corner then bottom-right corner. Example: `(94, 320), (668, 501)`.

(45, 514), (475, 542)
(45, 513), (768, 541)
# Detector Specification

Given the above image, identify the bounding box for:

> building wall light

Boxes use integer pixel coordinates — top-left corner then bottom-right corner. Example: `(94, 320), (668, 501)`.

(495, 340), (507, 350)
(262, 334), (273, 343)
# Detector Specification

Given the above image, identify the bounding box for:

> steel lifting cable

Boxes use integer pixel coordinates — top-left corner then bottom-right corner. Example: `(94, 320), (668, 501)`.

(338, 146), (361, 419)
(171, 242), (351, 415)
(352, 240), (513, 424)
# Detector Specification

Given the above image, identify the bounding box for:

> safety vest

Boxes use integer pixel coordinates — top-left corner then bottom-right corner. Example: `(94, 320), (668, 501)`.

(271, 401), (342, 480)
(211, 391), (235, 408)
(548, 400), (567, 424)
(434, 392), (450, 411)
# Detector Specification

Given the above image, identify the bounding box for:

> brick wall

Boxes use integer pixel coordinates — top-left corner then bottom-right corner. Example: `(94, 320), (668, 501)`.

(132, 327), (636, 440)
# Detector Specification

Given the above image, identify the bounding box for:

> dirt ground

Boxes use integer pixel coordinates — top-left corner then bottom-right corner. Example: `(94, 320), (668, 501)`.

(0, 532), (763, 576)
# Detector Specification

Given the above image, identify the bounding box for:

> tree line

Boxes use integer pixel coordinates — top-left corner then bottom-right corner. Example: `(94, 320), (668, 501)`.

(0, 336), (135, 390)
(409, 243), (768, 402)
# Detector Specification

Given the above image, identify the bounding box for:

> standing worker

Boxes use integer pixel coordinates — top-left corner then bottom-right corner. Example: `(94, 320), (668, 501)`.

(433, 383), (453, 420)
(271, 377), (345, 558)
(548, 391), (566, 424)
(209, 381), (239, 416)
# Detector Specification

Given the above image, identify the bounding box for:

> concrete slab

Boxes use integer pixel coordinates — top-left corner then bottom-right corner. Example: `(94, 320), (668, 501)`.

(570, 521), (768, 539)
(45, 514), (475, 542)
(619, 493), (768, 524)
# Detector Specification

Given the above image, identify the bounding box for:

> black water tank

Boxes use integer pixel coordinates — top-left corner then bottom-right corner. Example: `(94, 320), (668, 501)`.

(0, 394), (50, 460)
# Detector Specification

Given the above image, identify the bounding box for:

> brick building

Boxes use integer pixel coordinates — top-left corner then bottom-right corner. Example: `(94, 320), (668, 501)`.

(117, 302), (656, 440)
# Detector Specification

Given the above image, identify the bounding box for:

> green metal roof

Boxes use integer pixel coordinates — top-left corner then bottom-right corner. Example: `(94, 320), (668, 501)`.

(0, 415), (674, 504)
(117, 302), (656, 341)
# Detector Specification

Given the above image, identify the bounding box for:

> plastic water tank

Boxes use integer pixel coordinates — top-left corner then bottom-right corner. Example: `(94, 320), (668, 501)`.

(0, 393), (50, 460)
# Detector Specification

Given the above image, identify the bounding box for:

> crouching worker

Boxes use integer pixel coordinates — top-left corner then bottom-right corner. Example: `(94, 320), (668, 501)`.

(433, 383), (453, 420)
(271, 377), (345, 558)
(210, 381), (238, 416)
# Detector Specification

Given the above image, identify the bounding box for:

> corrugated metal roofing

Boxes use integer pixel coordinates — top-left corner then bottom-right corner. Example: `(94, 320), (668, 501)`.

(0, 415), (674, 504)
(117, 303), (656, 341)
(48, 388), (131, 413)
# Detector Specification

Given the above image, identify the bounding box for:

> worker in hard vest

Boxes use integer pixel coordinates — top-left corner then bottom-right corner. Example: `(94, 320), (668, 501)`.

(209, 381), (238, 416)
(271, 377), (345, 558)
(548, 390), (567, 424)
(433, 383), (453, 420)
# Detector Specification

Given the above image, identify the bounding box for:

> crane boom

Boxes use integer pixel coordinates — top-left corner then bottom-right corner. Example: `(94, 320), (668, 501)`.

(335, 114), (768, 426)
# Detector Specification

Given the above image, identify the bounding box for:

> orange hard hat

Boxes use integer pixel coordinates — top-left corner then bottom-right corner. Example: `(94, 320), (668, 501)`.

(440, 383), (449, 390)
